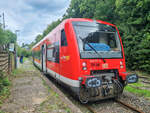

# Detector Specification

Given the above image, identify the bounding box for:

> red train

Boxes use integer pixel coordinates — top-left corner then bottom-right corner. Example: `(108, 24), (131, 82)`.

(32, 18), (138, 103)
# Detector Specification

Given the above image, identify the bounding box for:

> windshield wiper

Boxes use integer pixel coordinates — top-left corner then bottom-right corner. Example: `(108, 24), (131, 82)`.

(79, 36), (106, 63)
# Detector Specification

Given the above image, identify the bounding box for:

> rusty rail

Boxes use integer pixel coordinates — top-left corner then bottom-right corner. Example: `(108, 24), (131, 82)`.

(139, 76), (150, 80)
(116, 99), (144, 113)
(85, 105), (98, 113)
(84, 99), (144, 113)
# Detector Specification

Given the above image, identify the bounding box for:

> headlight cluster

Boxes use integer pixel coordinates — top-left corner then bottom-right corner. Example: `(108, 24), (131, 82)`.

(126, 74), (138, 83)
(85, 77), (101, 88)
(82, 62), (87, 70)
(120, 61), (124, 69)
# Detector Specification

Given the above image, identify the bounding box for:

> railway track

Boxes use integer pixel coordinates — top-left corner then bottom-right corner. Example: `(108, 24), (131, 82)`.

(115, 99), (144, 113)
(138, 76), (150, 84)
(139, 76), (150, 80)
(42, 72), (146, 113)
(141, 80), (150, 84)
(84, 99), (144, 113)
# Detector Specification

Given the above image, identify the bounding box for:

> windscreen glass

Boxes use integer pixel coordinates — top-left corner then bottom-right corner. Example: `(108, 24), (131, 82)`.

(72, 21), (122, 58)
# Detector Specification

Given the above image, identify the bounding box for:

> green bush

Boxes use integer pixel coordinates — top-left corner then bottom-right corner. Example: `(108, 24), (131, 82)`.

(17, 45), (32, 57)
(0, 27), (16, 45)
(2, 77), (10, 86)
(0, 71), (10, 95)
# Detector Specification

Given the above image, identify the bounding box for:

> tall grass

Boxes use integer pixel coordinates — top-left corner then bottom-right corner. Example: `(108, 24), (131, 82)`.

(0, 71), (11, 105)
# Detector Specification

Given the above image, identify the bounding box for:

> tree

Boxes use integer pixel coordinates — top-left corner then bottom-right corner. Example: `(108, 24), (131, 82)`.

(42, 19), (61, 37)
(29, 0), (150, 73)
(0, 27), (17, 45)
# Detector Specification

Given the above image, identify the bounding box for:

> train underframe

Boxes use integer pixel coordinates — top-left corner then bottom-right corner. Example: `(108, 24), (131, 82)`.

(78, 70), (126, 104)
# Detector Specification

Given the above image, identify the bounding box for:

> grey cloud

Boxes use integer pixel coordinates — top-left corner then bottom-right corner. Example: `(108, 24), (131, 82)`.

(0, 0), (70, 45)
(25, 0), (69, 13)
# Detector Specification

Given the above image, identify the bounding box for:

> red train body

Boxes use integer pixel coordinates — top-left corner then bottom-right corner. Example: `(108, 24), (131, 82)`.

(32, 18), (138, 103)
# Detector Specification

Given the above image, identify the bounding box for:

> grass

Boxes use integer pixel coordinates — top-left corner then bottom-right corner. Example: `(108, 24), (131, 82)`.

(0, 58), (29, 107)
(39, 74), (72, 113)
(125, 69), (150, 99)
(125, 85), (150, 98)
(0, 73), (11, 107)
(23, 57), (28, 63)
(128, 82), (145, 87)
(0, 110), (5, 113)
(11, 69), (24, 76)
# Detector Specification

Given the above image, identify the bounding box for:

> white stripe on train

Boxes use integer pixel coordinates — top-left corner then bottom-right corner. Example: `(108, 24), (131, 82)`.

(34, 61), (80, 88)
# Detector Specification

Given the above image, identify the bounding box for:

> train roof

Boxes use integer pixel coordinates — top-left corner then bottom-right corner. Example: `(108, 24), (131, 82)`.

(32, 18), (116, 50)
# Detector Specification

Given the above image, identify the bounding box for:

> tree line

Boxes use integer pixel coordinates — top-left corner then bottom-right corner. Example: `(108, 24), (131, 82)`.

(30, 0), (150, 73)
(0, 26), (16, 45)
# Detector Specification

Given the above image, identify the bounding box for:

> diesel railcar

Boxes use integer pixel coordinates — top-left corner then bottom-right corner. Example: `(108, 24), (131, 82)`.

(32, 18), (138, 103)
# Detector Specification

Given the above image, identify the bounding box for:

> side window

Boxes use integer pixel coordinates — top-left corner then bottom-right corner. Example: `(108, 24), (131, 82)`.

(33, 50), (41, 60)
(53, 42), (59, 63)
(47, 42), (59, 63)
(61, 29), (67, 46)
(47, 48), (53, 60)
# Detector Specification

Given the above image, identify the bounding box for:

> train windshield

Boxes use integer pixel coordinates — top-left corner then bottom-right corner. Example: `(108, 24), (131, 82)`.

(72, 21), (122, 58)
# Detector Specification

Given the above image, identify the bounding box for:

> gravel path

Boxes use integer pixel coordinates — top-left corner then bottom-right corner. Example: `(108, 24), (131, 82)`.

(119, 91), (150, 113)
(1, 59), (150, 113)
(1, 60), (71, 113)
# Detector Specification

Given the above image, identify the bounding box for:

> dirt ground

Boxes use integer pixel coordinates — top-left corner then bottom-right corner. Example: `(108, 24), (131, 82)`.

(0, 60), (71, 113)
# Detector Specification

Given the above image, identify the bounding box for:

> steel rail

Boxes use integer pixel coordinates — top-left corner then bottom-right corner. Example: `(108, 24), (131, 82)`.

(115, 99), (144, 113)
(84, 99), (144, 113)
(85, 105), (98, 113)
(142, 81), (150, 84)
(139, 76), (150, 80)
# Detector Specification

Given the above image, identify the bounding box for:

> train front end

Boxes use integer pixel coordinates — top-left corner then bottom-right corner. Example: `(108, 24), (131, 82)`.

(72, 20), (138, 103)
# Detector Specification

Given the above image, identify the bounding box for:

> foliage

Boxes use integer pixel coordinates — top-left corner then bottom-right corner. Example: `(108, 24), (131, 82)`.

(17, 45), (31, 57)
(0, 72), (10, 91)
(0, 27), (17, 45)
(63, 0), (150, 73)
(30, 0), (150, 73)
(125, 85), (150, 98)
(0, 71), (10, 105)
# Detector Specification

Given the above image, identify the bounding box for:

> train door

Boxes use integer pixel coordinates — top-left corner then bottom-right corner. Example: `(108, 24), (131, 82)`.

(42, 44), (47, 73)
(54, 33), (60, 80)
(60, 29), (70, 78)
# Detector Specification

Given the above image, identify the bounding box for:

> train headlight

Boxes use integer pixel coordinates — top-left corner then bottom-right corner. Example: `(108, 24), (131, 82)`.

(85, 77), (101, 88)
(82, 67), (87, 70)
(120, 61), (124, 69)
(126, 74), (138, 83)
(120, 61), (123, 65)
(82, 62), (87, 67)
(120, 65), (124, 69)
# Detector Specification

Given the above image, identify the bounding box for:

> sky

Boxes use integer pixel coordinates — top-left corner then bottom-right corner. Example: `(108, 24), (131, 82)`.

(0, 0), (70, 45)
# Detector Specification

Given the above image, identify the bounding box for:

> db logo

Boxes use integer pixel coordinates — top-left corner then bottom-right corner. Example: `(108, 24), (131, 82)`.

(102, 63), (108, 68)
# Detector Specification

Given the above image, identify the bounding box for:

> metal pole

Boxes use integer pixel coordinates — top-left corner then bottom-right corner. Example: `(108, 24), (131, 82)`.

(15, 30), (20, 69)
(2, 12), (5, 29)
(0, 14), (2, 28)
(14, 44), (17, 69)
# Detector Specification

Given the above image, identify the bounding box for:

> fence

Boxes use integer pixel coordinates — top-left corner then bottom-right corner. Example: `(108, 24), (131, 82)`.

(0, 44), (15, 73)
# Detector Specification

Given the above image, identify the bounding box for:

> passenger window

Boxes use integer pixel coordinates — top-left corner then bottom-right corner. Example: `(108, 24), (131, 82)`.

(33, 50), (41, 59)
(61, 29), (67, 46)
(47, 48), (53, 60)
(53, 42), (59, 63)
(47, 42), (59, 63)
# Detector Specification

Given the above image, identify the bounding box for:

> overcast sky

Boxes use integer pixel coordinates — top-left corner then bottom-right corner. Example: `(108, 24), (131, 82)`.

(0, 0), (70, 45)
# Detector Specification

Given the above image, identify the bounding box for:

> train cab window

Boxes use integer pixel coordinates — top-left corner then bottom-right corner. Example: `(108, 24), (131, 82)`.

(61, 29), (67, 46)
